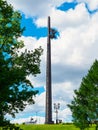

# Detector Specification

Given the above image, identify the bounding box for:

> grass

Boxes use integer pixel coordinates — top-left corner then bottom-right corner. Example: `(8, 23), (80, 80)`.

(19, 124), (96, 130)
(0, 124), (96, 130)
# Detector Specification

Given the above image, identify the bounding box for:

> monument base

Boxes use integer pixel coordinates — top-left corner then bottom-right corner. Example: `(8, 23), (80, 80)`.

(45, 121), (54, 124)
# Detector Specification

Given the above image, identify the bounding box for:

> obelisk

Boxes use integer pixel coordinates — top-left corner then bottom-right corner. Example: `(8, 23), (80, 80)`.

(45, 16), (53, 124)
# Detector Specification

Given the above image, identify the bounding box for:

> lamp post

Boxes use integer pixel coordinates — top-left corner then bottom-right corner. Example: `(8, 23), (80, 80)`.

(54, 103), (60, 124)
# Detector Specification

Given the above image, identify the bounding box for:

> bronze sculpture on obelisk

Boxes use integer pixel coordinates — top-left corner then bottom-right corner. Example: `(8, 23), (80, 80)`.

(45, 16), (57, 124)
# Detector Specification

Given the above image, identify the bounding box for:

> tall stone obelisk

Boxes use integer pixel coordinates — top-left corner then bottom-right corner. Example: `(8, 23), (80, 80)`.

(45, 16), (53, 124)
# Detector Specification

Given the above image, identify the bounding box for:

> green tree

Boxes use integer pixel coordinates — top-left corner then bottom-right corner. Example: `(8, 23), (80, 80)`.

(0, 0), (43, 126)
(68, 60), (98, 130)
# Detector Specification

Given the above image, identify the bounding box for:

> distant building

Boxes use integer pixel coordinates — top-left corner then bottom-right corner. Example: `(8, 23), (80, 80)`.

(25, 118), (37, 124)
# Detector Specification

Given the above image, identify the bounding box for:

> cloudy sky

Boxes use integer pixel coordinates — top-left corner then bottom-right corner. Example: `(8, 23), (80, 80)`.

(6, 0), (98, 124)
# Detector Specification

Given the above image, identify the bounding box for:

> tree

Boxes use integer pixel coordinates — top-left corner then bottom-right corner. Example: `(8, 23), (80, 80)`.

(68, 60), (98, 130)
(0, 0), (43, 126)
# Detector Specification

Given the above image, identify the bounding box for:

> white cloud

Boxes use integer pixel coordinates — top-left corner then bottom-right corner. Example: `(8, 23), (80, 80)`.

(6, 0), (69, 18)
(35, 3), (90, 30)
(6, 0), (98, 18)
(77, 0), (98, 11)
(58, 108), (72, 122)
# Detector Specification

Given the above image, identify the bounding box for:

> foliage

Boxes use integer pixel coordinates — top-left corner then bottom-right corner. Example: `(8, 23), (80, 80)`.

(68, 60), (98, 130)
(1, 124), (22, 130)
(0, 0), (43, 126)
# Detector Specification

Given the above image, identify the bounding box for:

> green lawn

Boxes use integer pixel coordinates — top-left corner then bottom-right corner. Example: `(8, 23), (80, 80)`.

(19, 124), (95, 130)
(0, 124), (96, 130)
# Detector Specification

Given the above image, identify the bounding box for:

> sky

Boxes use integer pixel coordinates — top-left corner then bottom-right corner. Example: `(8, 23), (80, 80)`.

(6, 0), (98, 124)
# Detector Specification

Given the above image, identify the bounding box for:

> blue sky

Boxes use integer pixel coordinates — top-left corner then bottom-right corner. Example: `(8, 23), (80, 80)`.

(21, 14), (47, 38)
(57, 2), (78, 11)
(6, 0), (98, 124)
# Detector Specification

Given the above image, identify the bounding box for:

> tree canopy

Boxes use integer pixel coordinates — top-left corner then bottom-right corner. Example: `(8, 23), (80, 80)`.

(0, 0), (43, 126)
(68, 60), (98, 130)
